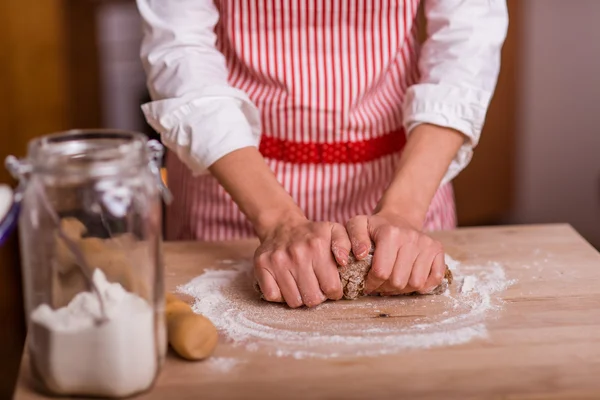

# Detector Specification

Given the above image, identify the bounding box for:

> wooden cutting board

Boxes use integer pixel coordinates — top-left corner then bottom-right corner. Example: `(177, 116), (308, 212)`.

(14, 224), (600, 399)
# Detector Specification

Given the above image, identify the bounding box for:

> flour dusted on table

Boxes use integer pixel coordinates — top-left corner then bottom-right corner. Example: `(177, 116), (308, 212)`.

(30, 269), (158, 398)
(461, 276), (478, 294)
(207, 357), (243, 373)
(178, 256), (515, 359)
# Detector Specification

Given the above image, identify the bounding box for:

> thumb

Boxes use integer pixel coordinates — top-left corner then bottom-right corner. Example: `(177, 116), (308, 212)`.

(330, 223), (352, 266)
(345, 215), (371, 260)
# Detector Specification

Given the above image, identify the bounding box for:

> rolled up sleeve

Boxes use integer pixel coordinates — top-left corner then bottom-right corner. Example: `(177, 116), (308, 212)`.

(403, 0), (509, 184)
(137, 0), (261, 175)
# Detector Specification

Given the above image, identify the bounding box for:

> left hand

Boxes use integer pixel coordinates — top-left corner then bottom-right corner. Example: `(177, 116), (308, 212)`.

(345, 211), (446, 295)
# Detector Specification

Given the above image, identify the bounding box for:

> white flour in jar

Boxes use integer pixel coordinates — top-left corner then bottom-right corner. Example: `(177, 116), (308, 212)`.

(30, 269), (157, 397)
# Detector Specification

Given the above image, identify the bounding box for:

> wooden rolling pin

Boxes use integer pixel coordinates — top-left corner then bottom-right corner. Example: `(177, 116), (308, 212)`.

(165, 293), (218, 361)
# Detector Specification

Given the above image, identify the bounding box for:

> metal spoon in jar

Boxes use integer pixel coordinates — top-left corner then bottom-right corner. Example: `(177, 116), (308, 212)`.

(5, 156), (109, 324)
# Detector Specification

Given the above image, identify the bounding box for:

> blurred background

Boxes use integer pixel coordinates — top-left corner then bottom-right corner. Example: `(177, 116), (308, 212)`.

(0, 0), (599, 396)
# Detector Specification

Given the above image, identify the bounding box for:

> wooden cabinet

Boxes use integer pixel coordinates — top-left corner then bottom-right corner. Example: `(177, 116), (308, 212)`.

(0, 1), (68, 397)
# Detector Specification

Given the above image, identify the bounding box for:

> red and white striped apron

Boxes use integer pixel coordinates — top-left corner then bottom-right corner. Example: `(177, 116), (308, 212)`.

(166, 0), (457, 241)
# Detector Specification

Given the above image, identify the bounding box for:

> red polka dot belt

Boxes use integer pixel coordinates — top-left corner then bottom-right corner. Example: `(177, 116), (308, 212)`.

(259, 129), (406, 164)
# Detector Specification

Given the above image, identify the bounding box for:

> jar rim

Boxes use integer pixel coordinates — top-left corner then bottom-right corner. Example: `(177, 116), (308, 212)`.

(27, 129), (150, 176)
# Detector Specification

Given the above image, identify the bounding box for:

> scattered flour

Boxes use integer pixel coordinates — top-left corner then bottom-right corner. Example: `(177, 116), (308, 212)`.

(178, 255), (515, 359)
(30, 269), (158, 397)
(207, 357), (242, 373)
(461, 276), (478, 294)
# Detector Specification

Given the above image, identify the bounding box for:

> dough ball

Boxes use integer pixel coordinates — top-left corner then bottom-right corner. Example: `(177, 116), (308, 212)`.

(339, 247), (454, 299)
(338, 251), (373, 300)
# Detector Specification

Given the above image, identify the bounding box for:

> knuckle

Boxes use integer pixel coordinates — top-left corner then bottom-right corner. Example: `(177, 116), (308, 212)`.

(254, 252), (270, 268)
(346, 215), (361, 224)
(300, 291), (323, 308)
(331, 291), (343, 301)
(270, 250), (289, 267)
(288, 243), (305, 260)
(419, 235), (434, 247)
(434, 241), (444, 253)
(330, 240), (342, 252)
(307, 235), (324, 250)
(321, 282), (341, 297)
(263, 290), (280, 302)
(345, 220), (354, 230)
(429, 239), (444, 253)
(287, 300), (303, 309)
(371, 267), (389, 281)
(331, 238), (350, 251)
(433, 270), (445, 284)
(304, 298), (322, 308)
(285, 293), (303, 308)
(380, 225), (398, 238)
(405, 230), (420, 243)
(346, 215), (366, 231)
(390, 275), (407, 290)
(409, 275), (426, 290)
(333, 222), (346, 231)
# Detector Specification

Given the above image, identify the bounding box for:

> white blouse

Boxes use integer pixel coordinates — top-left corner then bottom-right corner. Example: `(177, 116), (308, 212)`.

(136, 0), (508, 185)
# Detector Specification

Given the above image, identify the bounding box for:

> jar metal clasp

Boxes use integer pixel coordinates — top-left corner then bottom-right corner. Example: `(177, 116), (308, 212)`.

(146, 140), (173, 205)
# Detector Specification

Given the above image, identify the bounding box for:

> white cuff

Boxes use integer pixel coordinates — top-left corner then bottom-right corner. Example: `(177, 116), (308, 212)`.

(403, 83), (493, 185)
(141, 86), (261, 175)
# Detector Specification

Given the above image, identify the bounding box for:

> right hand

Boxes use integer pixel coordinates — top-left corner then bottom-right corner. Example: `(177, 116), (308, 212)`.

(253, 214), (351, 308)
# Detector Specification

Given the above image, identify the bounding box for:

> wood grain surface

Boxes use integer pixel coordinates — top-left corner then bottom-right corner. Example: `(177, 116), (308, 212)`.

(14, 224), (600, 400)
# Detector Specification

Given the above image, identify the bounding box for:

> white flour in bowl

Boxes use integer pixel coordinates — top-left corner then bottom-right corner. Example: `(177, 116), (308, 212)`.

(178, 256), (515, 359)
(30, 269), (158, 397)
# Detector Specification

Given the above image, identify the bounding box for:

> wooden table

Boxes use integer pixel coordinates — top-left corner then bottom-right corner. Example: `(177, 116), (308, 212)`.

(15, 224), (600, 399)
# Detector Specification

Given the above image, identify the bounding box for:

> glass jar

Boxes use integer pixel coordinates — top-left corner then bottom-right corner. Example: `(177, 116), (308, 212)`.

(0, 184), (17, 246)
(6, 130), (170, 398)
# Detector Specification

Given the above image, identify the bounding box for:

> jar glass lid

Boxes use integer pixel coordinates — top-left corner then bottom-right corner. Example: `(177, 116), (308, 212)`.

(27, 129), (149, 177)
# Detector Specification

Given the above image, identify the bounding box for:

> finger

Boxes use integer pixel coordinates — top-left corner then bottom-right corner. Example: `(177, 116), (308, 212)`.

(374, 280), (394, 294)
(345, 216), (371, 260)
(313, 251), (343, 301)
(294, 261), (327, 308)
(254, 251), (284, 302)
(275, 269), (304, 308)
(288, 240), (329, 307)
(407, 250), (436, 293)
(330, 223), (352, 267)
(418, 252), (446, 294)
(364, 233), (398, 293)
(255, 268), (283, 303)
(387, 242), (419, 292)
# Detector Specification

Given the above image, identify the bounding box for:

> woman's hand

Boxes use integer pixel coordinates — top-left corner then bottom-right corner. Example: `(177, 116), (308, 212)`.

(345, 210), (446, 295)
(253, 212), (351, 308)
(207, 148), (350, 308)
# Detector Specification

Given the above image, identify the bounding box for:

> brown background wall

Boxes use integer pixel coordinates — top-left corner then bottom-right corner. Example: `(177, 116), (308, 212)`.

(0, 0), (67, 396)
